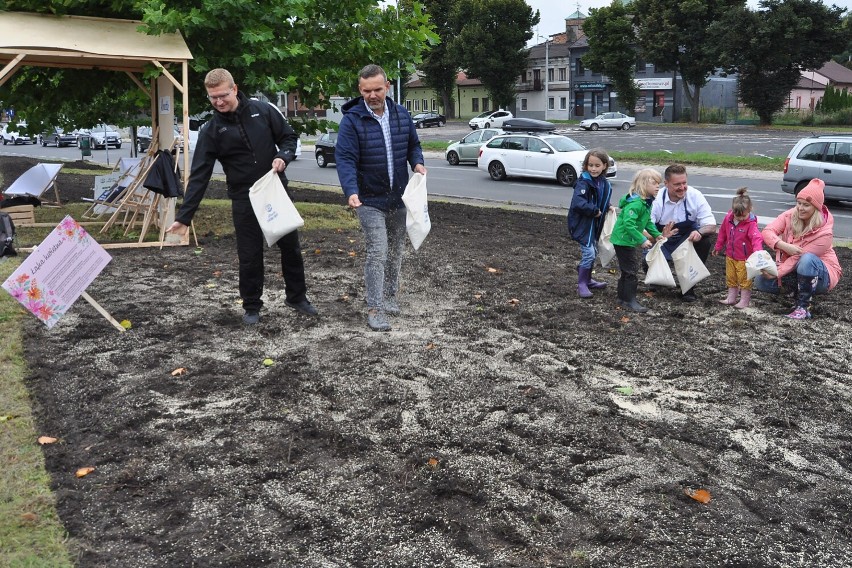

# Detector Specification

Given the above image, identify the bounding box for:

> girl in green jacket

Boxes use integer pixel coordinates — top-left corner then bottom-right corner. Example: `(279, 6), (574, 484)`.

(612, 169), (676, 312)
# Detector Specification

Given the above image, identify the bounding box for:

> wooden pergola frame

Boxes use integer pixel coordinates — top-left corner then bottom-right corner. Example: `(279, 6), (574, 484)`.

(0, 11), (193, 246)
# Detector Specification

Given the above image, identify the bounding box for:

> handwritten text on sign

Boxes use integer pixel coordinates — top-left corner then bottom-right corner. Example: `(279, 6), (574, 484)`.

(2, 216), (111, 328)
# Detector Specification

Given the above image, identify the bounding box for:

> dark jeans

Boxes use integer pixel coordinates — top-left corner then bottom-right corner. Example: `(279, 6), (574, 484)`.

(231, 197), (307, 312)
(615, 244), (641, 292)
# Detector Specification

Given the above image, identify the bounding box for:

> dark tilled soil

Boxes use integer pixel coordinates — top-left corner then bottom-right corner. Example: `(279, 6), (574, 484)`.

(4, 156), (852, 567)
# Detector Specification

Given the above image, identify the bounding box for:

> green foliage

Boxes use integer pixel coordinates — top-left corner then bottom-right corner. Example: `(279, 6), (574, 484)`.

(809, 107), (852, 126)
(583, 1), (639, 114)
(633, 0), (745, 123)
(0, 1), (437, 127)
(816, 85), (852, 113)
(714, 0), (851, 125)
(450, 0), (539, 109)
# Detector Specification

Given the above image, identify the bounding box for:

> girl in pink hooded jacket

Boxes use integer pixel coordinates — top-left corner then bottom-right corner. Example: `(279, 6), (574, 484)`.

(754, 178), (842, 320)
(712, 187), (764, 309)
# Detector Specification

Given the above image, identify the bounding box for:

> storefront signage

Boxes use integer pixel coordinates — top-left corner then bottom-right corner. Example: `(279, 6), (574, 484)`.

(635, 78), (673, 90)
(577, 82), (606, 91)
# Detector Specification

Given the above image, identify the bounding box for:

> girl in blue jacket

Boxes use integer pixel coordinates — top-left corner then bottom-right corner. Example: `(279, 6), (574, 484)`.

(567, 148), (614, 298)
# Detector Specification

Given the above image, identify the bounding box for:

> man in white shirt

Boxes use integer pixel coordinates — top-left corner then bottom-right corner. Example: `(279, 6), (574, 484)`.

(650, 164), (717, 301)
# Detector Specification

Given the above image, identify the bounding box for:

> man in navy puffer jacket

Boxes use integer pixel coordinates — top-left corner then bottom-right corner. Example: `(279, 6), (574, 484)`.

(336, 64), (426, 331)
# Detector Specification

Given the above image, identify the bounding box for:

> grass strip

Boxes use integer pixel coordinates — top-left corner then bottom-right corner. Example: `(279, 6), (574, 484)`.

(0, 258), (74, 568)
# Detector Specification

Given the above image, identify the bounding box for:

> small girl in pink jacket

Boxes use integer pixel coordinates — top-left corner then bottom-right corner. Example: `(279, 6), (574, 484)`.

(712, 188), (764, 309)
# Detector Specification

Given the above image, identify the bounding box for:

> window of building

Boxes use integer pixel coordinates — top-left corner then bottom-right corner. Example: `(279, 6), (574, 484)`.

(421, 99), (428, 112)
(483, 98), (490, 112)
(576, 58), (585, 76)
(521, 98), (528, 111)
(548, 97), (554, 110)
(560, 97), (567, 110)
(472, 98), (479, 112)
(414, 99), (420, 111)
(636, 59), (646, 73)
(405, 100), (412, 111)
(559, 67), (567, 81)
(431, 99), (436, 111)
(548, 68), (554, 82)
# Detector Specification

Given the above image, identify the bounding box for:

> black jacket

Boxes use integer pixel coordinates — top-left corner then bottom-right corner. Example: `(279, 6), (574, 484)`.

(175, 92), (298, 225)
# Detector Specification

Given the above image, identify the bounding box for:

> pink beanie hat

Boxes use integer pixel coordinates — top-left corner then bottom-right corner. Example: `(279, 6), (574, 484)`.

(798, 178), (825, 210)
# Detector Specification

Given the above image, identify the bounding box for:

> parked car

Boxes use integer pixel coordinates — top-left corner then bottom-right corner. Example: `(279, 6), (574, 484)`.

(81, 125), (122, 149)
(1, 123), (32, 145)
(579, 112), (636, 131)
(40, 126), (77, 147)
(477, 132), (617, 187)
(412, 112), (446, 129)
(315, 131), (337, 168)
(136, 126), (182, 152)
(782, 135), (852, 202)
(469, 109), (513, 130)
(445, 128), (503, 166)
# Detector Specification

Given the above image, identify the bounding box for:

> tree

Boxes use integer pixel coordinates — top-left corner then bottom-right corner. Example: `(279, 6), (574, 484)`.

(419, 0), (458, 118)
(632, 0), (745, 123)
(450, 0), (539, 110)
(714, 0), (851, 125)
(582, 1), (640, 115)
(0, 1), (437, 133)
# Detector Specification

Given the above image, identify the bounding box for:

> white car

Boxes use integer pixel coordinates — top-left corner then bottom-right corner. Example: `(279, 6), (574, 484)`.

(468, 109), (513, 130)
(579, 112), (636, 131)
(477, 132), (617, 187)
(1, 123), (32, 145)
(81, 124), (122, 149)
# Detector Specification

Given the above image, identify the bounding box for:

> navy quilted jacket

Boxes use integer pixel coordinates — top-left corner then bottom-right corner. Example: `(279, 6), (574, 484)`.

(335, 96), (424, 210)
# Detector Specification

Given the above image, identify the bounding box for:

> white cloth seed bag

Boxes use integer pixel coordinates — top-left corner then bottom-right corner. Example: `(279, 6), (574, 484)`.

(745, 249), (778, 280)
(671, 239), (711, 294)
(597, 209), (617, 268)
(249, 169), (304, 246)
(401, 172), (431, 250)
(644, 238), (676, 288)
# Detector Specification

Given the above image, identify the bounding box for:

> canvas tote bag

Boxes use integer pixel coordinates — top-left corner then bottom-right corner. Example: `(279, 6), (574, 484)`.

(644, 238), (676, 288)
(745, 250), (778, 280)
(401, 172), (431, 250)
(671, 239), (711, 294)
(597, 208), (617, 268)
(249, 169), (304, 246)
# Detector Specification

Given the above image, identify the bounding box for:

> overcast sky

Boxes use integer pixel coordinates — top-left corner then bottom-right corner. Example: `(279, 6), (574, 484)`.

(525, 0), (852, 45)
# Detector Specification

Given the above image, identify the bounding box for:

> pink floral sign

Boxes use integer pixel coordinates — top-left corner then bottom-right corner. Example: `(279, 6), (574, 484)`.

(2, 216), (111, 329)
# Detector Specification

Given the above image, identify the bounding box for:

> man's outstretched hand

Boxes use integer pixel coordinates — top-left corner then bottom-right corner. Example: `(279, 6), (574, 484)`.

(166, 221), (189, 236)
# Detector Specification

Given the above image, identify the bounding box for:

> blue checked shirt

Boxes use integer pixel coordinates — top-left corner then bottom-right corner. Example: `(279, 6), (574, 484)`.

(364, 99), (394, 187)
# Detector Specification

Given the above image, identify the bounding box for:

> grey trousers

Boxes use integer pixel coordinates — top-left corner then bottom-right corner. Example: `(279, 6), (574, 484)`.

(356, 205), (407, 309)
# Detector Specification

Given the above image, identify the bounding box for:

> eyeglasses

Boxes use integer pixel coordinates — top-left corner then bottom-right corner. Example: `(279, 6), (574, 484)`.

(207, 88), (233, 103)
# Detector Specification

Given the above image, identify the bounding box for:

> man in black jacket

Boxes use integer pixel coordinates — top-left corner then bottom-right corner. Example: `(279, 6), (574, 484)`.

(167, 68), (317, 324)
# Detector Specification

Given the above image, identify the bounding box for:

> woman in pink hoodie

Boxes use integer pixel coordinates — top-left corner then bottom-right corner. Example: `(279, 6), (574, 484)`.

(712, 187), (764, 309)
(755, 178), (842, 320)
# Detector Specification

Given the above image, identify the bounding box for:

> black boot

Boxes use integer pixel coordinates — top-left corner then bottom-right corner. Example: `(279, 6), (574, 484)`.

(622, 279), (649, 313)
(616, 278), (626, 307)
(787, 274), (817, 319)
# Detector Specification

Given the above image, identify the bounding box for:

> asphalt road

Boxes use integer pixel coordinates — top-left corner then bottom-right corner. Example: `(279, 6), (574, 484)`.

(3, 124), (852, 238)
